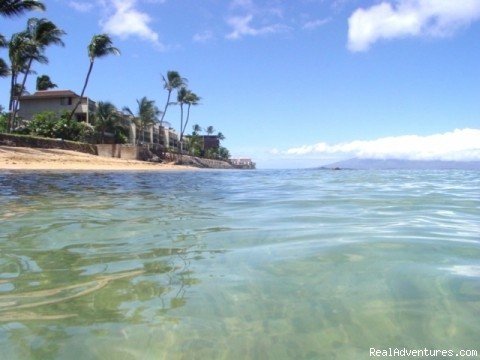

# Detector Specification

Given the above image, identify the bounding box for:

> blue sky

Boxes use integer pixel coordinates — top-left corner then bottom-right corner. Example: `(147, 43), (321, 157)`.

(1, 0), (480, 168)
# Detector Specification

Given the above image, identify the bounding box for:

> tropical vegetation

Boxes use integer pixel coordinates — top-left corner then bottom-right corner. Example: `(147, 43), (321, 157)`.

(123, 97), (160, 144)
(25, 111), (94, 142)
(36, 74), (57, 90)
(95, 101), (123, 144)
(160, 70), (186, 127)
(0, 1), (232, 163)
(10, 17), (65, 121)
(69, 34), (120, 120)
(0, 0), (45, 17)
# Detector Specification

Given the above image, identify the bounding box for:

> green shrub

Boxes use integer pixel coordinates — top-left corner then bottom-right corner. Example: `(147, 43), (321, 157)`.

(0, 112), (8, 133)
(27, 111), (94, 142)
(114, 131), (128, 144)
(27, 111), (58, 138)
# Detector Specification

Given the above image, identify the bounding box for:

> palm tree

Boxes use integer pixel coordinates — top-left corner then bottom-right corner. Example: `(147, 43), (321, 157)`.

(217, 132), (225, 141)
(36, 74), (56, 90)
(12, 18), (65, 119)
(123, 97), (160, 144)
(160, 70), (186, 126)
(192, 124), (202, 136)
(0, 1), (45, 87)
(176, 86), (188, 146)
(69, 34), (120, 120)
(206, 126), (215, 135)
(7, 30), (46, 130)
(8, 32), (28, 112)
(0, 35), (9, 78)
(95, 101), (119, 143)
(0, 34), (7, 58)
(0, 0), (45, 17)
(0, 59), (8, 78)
(0, 34), (7, 74)
(181, 90), (200, 138)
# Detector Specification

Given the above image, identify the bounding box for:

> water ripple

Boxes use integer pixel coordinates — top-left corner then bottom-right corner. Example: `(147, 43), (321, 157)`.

(0, 170), (479, 358)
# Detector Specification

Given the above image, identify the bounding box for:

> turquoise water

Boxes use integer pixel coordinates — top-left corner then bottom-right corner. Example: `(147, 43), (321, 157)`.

(0, 169), (479, 359)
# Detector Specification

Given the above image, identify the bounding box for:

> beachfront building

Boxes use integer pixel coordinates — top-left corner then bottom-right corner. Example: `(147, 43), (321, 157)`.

(18, 90), (96, 123)
(230, 158), (256, 169)
(160, 122), (179, 149)
(17, 89), (180, 148)
(128, 120), (179, 149)
(202, 135), (220, 151)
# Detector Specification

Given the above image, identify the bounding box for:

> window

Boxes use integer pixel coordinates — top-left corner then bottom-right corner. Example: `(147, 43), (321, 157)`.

(60, 97), (72, 105)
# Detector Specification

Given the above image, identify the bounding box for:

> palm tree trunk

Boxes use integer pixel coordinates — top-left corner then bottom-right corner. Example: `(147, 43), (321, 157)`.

(8, 72), (17, 132)
(160, 90), (171, 127)
(182, 103), (191, 137)
(159, 90), (171, 149)
(179, 104), (184, 153)
(8, 72), (16, 112)
(69, 60), (94, 121)
(12, 57), (33, 121)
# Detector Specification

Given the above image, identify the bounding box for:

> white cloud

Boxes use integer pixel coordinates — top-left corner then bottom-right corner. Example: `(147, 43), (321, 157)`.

(303, 18), (330, 30)
(226, 14), (289, 40)
(68, 1), (95, 12)
(348, 0), (480, 52)
(101, 0), (163, 48)
(193, 30), (214, 43)
(282, 129), (480, 161)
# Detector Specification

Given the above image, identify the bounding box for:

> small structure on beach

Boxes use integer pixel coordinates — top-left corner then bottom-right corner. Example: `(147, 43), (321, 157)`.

(230, 158), (256, 169)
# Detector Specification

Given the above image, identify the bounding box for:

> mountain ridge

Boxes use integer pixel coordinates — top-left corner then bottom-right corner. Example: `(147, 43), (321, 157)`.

(321, 158), (480, 170)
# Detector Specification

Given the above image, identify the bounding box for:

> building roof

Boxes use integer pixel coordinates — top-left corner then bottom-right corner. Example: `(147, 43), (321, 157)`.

(20, 90), (82, 100)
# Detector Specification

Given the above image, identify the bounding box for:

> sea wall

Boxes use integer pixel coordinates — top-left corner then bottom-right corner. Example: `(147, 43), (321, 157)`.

(96, 144), (140, 160)
(97, 144), (234, 169)
(0, 133), (97, 155)
(1, 135), (236, 169)
(164, 152), (234, 169)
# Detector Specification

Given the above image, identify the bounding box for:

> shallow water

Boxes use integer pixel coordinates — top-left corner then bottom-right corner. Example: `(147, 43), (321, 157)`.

(0, 169), (479, 359)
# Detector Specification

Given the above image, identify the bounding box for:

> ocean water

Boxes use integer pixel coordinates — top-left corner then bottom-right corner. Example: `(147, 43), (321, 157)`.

(0, 169), (479, 359)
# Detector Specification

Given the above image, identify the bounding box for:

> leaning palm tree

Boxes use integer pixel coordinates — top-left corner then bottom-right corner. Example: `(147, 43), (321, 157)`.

(69, 34), (120, 120)
(7, 30), (46, 130)
(12, 18), (65, 119)
(1, 1), (45, 83)
(8, 32), (29, 112)
(160, 70), (186, 127)
(181, 90), (200, 139)
(0, 0), (45, 17)
(176, 87), (188, 143)
(123, 97), (160, 144)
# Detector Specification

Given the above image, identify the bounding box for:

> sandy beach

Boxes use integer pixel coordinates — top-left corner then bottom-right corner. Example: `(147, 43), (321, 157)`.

(0, 146), (195, 171)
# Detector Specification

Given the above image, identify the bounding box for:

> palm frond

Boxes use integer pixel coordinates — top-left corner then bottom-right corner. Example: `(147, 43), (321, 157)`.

(88, 34), (120, 61)
(0, 0), (45, 17)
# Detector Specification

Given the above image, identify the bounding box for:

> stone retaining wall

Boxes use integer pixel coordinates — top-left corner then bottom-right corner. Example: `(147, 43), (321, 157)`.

(165, 152), (234, 169)
(0, 133), (97, 155)
(96, 144), (233, 169)
(1, 134), (236, 169)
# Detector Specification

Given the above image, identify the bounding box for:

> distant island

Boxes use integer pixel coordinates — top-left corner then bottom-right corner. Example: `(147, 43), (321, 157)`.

(320, 158), (480, 170)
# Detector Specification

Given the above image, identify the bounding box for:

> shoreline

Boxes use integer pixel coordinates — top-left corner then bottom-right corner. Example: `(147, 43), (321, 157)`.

(0, 146), (197, 171)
